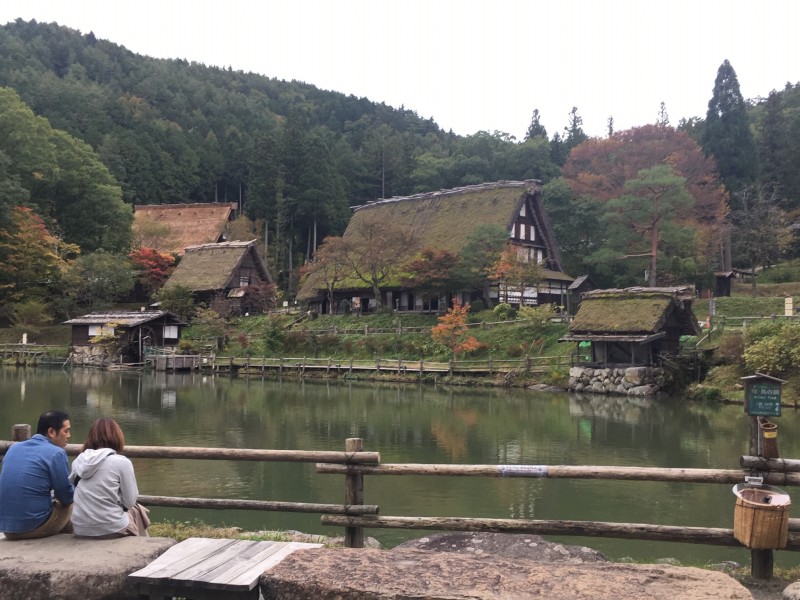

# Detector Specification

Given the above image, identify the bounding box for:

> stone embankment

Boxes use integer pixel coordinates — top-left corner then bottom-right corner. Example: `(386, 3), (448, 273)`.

(569, 365), (665, 395)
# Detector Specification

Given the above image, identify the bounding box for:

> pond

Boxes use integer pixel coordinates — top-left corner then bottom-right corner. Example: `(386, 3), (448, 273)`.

(1, 367), (798, 566)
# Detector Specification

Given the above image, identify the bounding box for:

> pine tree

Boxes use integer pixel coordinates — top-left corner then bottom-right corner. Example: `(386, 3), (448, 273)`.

(525, 109), (548, 141)
(701, 60), (757, 205)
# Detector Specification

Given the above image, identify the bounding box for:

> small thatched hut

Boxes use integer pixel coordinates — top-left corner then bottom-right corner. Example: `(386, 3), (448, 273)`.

(560, 286), (700, 367)
(297, 180), (573, 313)
(160, 240), (273, 313)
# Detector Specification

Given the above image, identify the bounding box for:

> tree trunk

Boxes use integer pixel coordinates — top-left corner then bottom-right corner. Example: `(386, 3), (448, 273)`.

(372, 282), (383, 311)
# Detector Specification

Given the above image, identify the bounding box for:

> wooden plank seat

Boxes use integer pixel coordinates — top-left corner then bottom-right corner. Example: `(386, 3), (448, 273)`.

(128, 537), (322, 599)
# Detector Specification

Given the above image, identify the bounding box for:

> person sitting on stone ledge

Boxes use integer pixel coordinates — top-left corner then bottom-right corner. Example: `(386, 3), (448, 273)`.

(0, 410), (75, 539)
(70, 418), (149, 538)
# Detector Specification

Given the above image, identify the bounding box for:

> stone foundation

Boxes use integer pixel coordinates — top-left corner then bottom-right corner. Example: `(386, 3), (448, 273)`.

(70, 345), (116, 368)
(568, 366), (665, 396)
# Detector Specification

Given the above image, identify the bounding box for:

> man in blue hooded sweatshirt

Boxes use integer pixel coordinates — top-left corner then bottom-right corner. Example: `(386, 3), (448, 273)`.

(0, 411), (74, 539)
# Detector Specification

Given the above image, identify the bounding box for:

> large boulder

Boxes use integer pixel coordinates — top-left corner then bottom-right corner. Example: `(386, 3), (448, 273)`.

(262, 546), (753, 599)
(0, 533), (176, 600)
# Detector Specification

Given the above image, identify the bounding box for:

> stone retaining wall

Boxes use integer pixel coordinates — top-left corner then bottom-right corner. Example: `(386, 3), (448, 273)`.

(568, 366), (666, 396)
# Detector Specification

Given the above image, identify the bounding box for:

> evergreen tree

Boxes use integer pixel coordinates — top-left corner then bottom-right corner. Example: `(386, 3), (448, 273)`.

(701, 60), (757, 205)
(758, 90), (787, 201)
(563, 107), (589, 154)
(524, 109), (547, 141)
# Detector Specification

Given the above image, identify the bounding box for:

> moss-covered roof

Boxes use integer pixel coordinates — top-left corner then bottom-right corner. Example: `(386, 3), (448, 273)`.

(298, 181), (567, 300)
(348, 183), (527, 255)
(162, 240), (271, 292)
(569, 287), (699, 335)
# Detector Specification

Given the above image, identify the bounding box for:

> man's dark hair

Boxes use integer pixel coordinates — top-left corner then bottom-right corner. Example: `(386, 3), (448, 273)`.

(36, 411), (70, 436)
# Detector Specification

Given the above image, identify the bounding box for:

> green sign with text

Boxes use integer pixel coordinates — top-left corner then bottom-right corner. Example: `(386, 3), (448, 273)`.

(746, 381), (782, 417)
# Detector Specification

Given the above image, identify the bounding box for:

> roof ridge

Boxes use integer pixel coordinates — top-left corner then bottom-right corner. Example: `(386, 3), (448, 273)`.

(350, 179), (540, 212)
(184, 239), (256, 251)
(134, 202), (237, 211)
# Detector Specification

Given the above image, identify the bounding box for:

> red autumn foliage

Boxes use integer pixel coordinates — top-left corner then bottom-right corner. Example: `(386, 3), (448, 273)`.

(129, 247), (176, 294)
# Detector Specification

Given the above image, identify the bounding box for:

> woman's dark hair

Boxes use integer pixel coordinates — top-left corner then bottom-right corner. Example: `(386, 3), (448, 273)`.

(82, 418), (125, 453)
(36, 411), (70, 436)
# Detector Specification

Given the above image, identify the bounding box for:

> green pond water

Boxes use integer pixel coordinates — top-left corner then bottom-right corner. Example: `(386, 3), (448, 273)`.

(1, 367), (798, 567)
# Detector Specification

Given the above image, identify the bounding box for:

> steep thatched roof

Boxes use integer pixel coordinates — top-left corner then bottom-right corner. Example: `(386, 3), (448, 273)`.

(64, 311), (184, 327)
(162, 240), (271, 293)
(567, 286), (700, 336)
(298, 180), (566, 300)
(133, 203), (237, 256)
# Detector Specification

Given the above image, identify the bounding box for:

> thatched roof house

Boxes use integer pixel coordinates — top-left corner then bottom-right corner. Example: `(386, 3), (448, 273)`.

(133, 203), (237, 256)
(161, 240), (273, 314)
(298, 180), (572, 313)
(560, 286), (700, 367)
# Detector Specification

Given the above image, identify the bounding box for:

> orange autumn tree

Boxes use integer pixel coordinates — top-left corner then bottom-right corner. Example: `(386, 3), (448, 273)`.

(431, 300), (482, 359)
(489, 245), (542, 305)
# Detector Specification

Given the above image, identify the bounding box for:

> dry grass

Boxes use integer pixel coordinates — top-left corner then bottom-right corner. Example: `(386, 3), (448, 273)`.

(149, 520), (292, 542)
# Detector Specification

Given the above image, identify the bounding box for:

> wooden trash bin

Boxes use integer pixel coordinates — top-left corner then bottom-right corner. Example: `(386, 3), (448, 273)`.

(733, 483), (791, 549)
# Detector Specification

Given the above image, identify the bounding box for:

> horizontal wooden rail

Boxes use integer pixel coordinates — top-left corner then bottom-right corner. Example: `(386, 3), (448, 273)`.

(139, 495), (379, 515)
(316, 463), (780, 485)
(0, 442), (380, 465)
(320, 515), (800, 550)
(741, 455), (800, 473)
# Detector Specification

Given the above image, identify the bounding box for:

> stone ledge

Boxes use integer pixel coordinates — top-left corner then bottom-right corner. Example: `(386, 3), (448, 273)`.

(0, 533), (176, 600)
(261, 547), (753, 599)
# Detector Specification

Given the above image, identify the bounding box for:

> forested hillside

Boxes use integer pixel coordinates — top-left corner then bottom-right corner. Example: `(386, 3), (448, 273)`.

(2, 18), (800, 328)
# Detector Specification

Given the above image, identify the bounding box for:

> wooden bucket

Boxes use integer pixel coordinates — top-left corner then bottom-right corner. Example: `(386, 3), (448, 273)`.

(732, 484), (791, 549)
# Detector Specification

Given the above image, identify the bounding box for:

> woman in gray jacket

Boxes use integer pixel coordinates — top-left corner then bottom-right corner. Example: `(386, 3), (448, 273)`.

(70, 418), (149, 538)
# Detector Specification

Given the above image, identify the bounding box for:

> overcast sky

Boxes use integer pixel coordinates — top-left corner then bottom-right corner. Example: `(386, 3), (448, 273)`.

(2, 0), (799, 139)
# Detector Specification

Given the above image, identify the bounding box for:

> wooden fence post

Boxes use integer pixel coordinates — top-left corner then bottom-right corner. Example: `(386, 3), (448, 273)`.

(344, 437), (365, 548)
(12, 424), (31, 441)
(525, 355), (531, 374)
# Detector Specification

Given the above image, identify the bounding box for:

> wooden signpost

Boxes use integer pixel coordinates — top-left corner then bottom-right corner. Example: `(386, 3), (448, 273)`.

(741, 373), (787, 579)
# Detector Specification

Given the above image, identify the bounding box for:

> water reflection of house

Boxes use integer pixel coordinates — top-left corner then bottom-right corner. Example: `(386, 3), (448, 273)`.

(560, 286), (700, 368)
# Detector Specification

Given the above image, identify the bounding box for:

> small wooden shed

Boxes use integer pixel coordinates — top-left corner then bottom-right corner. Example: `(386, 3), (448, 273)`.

(559, 286), (701, 367)
(64, 311), (186, 364)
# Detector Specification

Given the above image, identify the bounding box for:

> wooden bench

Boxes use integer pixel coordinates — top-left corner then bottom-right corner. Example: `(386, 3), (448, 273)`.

(128, 537), (322, 599)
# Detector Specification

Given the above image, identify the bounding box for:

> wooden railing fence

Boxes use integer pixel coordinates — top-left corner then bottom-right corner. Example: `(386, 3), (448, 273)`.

(2, 425), (797, 579)
(201, 354), (566, 376)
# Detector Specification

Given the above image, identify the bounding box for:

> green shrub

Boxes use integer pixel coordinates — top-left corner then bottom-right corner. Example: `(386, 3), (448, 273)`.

(6, 300), (51, 330)
(541, 368), (568, 388)
(685, 384), (723, 403)
(743, 323), (800, 377)
(469, 300), (485, 313)
(317, 334), (340, 354)
(493, 303), (516, 320)
(714, 333), (744, 364)
(506, 343), (525, 357)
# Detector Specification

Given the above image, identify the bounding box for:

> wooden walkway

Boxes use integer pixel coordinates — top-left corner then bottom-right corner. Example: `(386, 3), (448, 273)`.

(128, 537), (322, 599)
(202, 355), (563, 377)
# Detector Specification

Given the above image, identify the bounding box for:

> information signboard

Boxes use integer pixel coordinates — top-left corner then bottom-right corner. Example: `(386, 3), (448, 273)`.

(746, 380), (782, 417)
